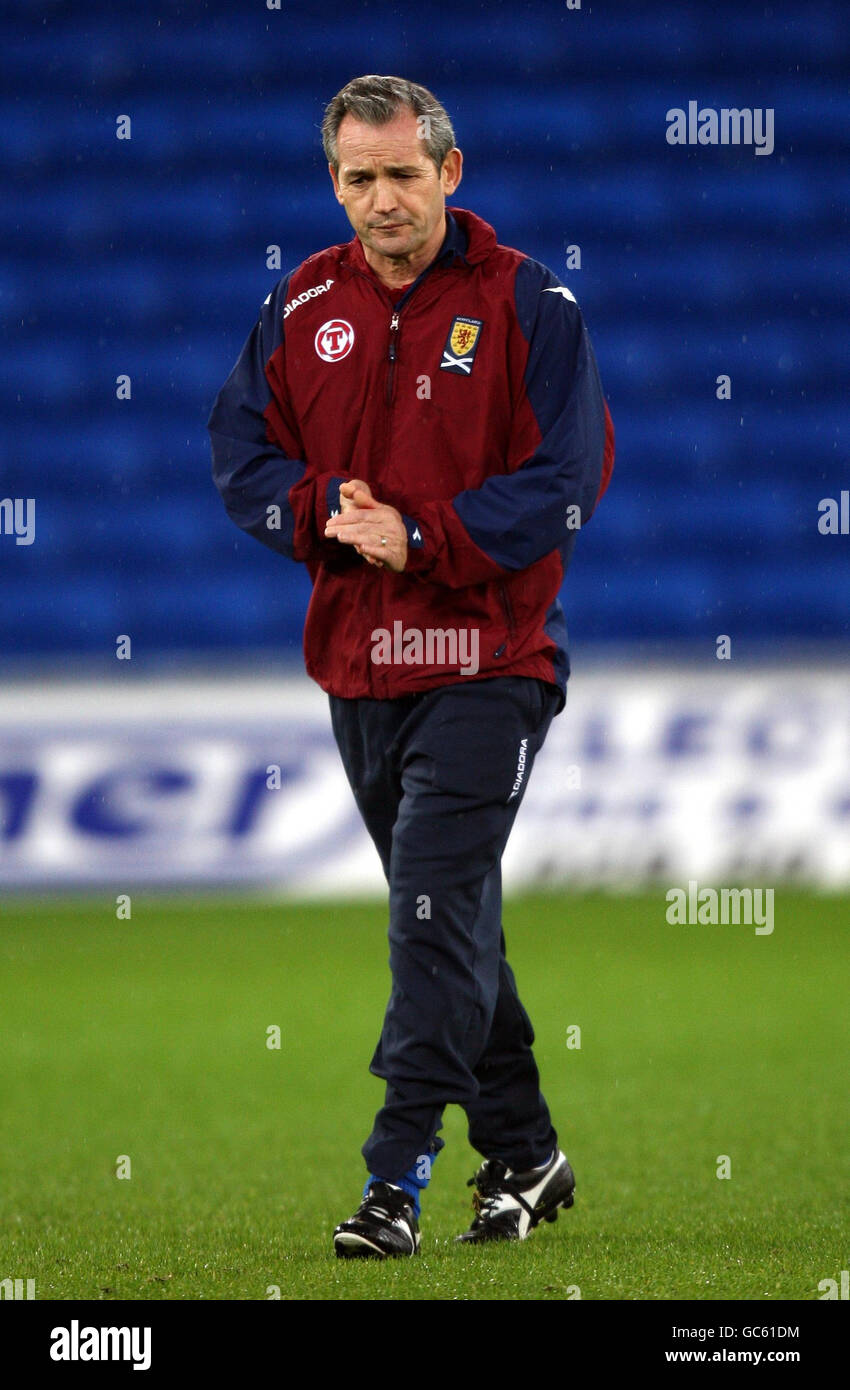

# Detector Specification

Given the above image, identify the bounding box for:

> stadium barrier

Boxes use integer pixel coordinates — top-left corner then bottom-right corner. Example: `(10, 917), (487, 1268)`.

(0, 668), (846, 891)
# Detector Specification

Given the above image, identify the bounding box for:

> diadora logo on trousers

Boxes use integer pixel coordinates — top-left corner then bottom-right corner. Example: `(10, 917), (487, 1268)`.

(276, 278), (334, 318)
(315, 319), (355, 362)
(508, 738), (529, 801)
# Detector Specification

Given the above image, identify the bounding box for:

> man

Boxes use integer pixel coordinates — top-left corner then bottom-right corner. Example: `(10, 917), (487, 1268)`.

(208, 75), (614, 1258)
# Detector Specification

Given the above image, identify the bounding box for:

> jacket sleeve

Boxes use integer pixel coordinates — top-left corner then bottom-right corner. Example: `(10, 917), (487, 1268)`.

(207, 274), (349, 564)
(403, 258), (615, 589)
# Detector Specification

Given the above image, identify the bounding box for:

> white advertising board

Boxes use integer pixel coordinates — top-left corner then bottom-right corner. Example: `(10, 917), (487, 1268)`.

(0, 668), (847, 892)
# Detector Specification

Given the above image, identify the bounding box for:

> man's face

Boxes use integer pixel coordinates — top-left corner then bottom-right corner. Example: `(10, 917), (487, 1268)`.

(330, 109), (462, 263)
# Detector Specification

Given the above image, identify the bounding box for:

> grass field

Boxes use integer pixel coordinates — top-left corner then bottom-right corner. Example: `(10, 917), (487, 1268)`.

(1, 892), (847, 1302)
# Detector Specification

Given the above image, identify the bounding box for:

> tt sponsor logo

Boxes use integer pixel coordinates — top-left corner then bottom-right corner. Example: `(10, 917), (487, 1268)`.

(315, 318), (355, 362)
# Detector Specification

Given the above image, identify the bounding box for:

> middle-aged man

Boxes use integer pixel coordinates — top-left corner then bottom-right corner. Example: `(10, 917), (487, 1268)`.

(208, 75), (614, 1259)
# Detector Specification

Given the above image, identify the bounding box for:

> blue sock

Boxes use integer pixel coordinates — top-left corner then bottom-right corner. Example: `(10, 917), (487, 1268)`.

(365, 1147), (439, 1221)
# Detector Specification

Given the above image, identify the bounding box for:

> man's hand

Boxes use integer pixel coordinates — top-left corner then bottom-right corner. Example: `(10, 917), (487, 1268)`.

(337, 479), (388, 568)
(326, 481), (408, 572)
(339, 479), (372, 513)
(338, 480), (380, 564)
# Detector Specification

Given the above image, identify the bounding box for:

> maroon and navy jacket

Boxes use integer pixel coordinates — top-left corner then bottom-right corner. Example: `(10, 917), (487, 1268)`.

(208, 207), (614, 705)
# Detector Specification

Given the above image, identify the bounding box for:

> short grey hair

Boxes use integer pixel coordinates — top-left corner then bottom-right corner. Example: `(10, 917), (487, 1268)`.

(322, 75), (456, 174)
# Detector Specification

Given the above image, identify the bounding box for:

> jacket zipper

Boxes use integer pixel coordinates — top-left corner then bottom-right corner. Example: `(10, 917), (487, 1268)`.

(386, 312), (400, 405)
(346, 259), (452, 405)
(341, 261), (451, 698)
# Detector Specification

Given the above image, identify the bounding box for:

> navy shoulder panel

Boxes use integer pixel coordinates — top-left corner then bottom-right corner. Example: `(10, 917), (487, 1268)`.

(257, 269), (295, 363)
(513, 255), (582, 344)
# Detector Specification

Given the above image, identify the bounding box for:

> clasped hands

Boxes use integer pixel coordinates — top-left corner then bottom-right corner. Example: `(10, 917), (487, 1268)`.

(323, 480), (408, 572)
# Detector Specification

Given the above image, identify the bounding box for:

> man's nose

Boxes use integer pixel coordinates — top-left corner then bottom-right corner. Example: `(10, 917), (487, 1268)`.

(371, 177), (399, 213)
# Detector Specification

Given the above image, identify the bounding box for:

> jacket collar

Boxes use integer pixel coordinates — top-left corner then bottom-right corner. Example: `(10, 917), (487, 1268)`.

(341, 206), (497, 278)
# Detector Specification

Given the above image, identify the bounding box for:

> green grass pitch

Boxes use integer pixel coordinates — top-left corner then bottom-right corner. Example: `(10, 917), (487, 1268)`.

(1, 893), (847, 1301)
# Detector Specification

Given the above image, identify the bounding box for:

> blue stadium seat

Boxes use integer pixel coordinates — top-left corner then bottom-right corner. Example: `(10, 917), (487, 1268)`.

(3, 0), (848, 659)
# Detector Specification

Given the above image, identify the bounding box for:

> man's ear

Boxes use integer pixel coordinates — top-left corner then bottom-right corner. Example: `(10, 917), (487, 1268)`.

(329, 164), (344, 204)
(441, 148), (463, 198)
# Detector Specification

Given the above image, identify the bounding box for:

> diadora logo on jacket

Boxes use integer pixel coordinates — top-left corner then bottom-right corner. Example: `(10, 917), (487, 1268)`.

(282, 278), (334, 319)
(441, 316), (484, 375)
(315, 319), (355, 362)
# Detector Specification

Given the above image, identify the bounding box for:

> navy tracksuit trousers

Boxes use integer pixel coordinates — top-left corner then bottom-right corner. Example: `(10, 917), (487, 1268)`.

(329, 674), (561, 1183)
